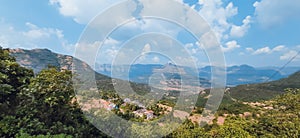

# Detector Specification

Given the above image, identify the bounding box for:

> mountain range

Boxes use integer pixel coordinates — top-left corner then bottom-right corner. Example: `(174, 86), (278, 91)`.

(97, 63), (298, 87)
(9, 48), (299, 88)
(8, 48), (300, 102)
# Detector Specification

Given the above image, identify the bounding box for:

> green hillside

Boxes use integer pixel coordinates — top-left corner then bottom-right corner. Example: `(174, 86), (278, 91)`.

(9, 48), (151, 94)
(229, 71), (300, 102)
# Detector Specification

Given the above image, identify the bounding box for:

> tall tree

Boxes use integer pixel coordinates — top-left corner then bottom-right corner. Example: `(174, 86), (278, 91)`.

(16, 68), (104, 137)
(0, 47), (33, 115)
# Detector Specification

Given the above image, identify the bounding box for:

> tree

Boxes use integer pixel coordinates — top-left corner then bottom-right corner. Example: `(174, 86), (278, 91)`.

(252, 89), (300, 137)
(167, 119), (209, 138)
(0, 47), (34, 137)
(210, 116), (254, 138)
(0, 47), (33, 114)
(15, 68), (104, 137)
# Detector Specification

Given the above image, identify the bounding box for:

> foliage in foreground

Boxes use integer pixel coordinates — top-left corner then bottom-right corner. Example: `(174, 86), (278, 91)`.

(0, 47), (105, 137)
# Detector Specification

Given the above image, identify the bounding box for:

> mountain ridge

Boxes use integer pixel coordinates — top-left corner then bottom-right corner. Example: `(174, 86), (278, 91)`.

(9, 48), (298, 87)
(9, 48), (299, 101)
(97, 63), (298, 86)
(229, 70), (300, 102)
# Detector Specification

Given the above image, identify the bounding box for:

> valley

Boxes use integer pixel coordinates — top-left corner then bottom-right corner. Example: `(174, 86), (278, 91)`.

(1, 47), (299, 137)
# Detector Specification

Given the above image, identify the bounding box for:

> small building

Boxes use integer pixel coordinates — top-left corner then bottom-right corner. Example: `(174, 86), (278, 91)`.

(123, 98), (131, 103)
(133, 109), (147, 118)
(99, 99), (110, 109)
(133, 109), (155, 120)
(99, 99), (117, 111)
(108, 103), (117, 111)
(145, 110), (154, 120)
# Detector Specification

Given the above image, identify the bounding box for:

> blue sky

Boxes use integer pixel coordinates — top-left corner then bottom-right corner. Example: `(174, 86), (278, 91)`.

(0, 0), (299, 67)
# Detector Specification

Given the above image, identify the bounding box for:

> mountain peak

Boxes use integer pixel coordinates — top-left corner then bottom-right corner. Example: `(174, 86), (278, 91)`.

(164, 62), (177, 67)
(9, 48), (91, 74)
(31, 48), (52, 53)
(239, 64), (255, 69)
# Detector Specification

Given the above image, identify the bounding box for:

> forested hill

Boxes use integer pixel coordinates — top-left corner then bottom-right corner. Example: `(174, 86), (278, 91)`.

(229, 70), (300, 102)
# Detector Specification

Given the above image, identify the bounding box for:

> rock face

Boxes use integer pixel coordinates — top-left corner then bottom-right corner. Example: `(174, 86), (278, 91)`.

(9, 48), (91, 74)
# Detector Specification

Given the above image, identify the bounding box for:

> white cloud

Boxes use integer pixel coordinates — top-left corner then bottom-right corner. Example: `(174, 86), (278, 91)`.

(253, 47), (271, 55)
(272, 45), (285, 52)
(104, 37), (120, 46)
(230, 16), (251, 38)
(49, 0), (120, 24)
(186, 0), (253, 42)
(174, 56), (198, 66)
(152, 56), (160, 63)
(185, 43), (194, 49)
(142, 43), (151, 55)
(184, 43), (201, 55)
(199, 31), (220, 49)
(105, 47), (118, 60)
(252, 45), (286, 55)
(0, 20), (72, 54)
(48, 0), (248, 68)
(93, 37), (123, 64)
(246, 47), (254, 52)
(222, 40), (240, 52)
(75, 41), (101, 66)
(133, 43), (152, 62)
(51, 0), (249, 42)
(280, 50), (300, 61)
(23, 22), (63, 40)
(197, 1), (238, 41)
(253, 0), (300, 27)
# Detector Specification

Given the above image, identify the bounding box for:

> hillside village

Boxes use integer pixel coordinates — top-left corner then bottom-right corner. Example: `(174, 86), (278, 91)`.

(79, 96), (167, 120)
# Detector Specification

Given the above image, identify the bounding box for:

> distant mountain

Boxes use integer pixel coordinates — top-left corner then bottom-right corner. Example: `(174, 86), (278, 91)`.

(8, 48), (300, 109)
(257, 66), (300, 76)
(9, 48), (151, 94)
(10, 48), (299, 101)
(200, 64), (292, 86)
(229, 71), (300, 102)
(9, 48), (91, 74)
(96, 63), (211, 88)
(9, 48), (209, 107)
(97, 64), (297, 87)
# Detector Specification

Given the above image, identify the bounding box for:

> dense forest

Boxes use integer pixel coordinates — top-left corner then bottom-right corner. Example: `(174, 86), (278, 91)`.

(0, 47), (299, 137)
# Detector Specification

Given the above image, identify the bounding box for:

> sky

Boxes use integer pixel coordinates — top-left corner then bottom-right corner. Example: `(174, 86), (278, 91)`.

(0, 0), (300, 67)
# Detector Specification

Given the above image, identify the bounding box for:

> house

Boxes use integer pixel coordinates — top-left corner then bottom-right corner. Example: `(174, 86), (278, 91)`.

(145, 110), (154, 120)
(133, 109), (147, 118)
(108, 103), (117, 111)
(123, 98), (131, 103)
(99, 99), (110, 108)
(99, 99), (117, 111)
(133, 109), (155, 120)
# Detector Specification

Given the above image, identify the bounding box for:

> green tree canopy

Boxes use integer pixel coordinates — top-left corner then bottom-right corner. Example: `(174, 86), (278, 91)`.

(0, 47), (33, 110)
